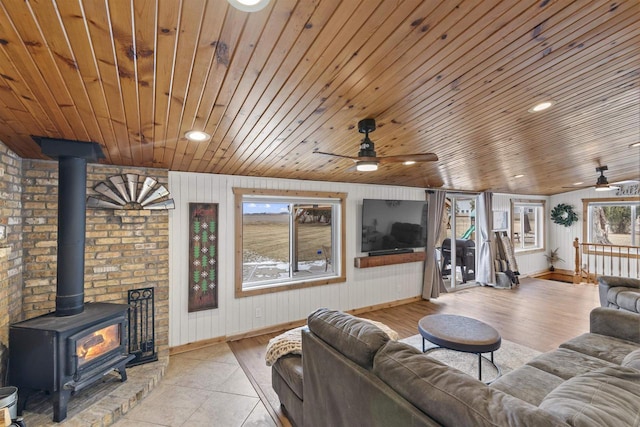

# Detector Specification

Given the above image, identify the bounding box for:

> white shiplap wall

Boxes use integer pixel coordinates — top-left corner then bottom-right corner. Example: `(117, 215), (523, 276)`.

(493, 187), (637, 276)
(168, 175), (628, 346)
(493, 193), (549, 275)
(168, 172), (427, 347)
(548, 186), (639, 276)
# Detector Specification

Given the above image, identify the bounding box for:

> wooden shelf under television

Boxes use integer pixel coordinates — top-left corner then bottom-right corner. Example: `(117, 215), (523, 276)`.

(354, 251), (426, 268)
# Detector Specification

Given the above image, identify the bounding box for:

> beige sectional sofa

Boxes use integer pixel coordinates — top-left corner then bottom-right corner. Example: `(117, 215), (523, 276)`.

(272, 307), (640, 426)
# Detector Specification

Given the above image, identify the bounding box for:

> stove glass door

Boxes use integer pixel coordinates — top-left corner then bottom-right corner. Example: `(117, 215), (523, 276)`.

(76, 323), (121, 368)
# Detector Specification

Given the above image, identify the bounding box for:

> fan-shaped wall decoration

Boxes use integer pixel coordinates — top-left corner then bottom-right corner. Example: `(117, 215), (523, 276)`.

(87, 174), (175, 210)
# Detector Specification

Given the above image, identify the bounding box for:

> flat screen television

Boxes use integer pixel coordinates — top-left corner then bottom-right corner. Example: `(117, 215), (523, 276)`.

(361, 199), (428, 254)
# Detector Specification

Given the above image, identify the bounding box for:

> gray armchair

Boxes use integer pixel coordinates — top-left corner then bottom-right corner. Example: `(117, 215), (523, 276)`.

(598, 276), (640, 314)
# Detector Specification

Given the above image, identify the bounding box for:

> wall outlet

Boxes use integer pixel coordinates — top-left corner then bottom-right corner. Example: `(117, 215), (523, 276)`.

(255, 307), (263, 318)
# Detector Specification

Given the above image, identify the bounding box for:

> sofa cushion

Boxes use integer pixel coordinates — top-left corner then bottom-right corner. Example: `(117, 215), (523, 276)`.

(590, 307), (640, 344)
(307, 308), (389, 370)
(607, 287), (640, 312)
(273, 354), (303, 400)
(560, 333), (638, 364)
(622, 348), (640, 370)
(373, 341), (567, 427)
(490, 364), (564, 406)
(539, 366), (640, 427)
(526, 348), (616, 380)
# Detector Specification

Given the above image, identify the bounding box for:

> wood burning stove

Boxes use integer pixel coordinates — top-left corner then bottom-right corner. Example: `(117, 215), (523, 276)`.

(9, 139), (134, 422)
(9, 303), (134, 422)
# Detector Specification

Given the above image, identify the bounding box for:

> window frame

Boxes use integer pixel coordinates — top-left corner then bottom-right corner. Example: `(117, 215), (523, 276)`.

(582, 197), (640, 255)
(510, 199), (546, 254)
(233, 188), (347, 298)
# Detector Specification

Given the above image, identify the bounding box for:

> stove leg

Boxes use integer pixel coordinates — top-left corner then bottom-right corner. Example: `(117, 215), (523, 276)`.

(117, 362), (128, 382)
(16, 388), (31, 416)
(53, 389), (71, 422)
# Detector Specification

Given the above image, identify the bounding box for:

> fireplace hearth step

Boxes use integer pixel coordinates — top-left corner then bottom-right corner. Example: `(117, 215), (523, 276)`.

(21, 357), (167, 426)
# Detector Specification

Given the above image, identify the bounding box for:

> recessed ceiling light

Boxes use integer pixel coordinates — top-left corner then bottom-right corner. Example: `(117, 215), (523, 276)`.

(513, 174), (524, 178)
(227, 0), (270, 12)
(185, 130), (210, 141)
(528, 100), (555, 113)
(403, 160), (416, 165)
(630, 142), (640, 148)
(573, 182), (583, 186)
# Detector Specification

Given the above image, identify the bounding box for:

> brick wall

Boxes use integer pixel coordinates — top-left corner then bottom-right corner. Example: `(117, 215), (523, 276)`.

(21, 160), (170, 358)
(0, 141), (22, 386)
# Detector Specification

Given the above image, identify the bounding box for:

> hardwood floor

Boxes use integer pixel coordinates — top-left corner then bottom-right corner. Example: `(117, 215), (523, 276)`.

(228, 278), (600, 426)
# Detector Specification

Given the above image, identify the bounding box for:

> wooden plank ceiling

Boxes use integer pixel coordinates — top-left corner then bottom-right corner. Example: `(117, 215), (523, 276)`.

(0, 0), (638, 195)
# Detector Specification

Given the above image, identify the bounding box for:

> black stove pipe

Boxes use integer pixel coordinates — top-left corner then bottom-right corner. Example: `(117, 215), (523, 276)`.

(33, 137), (105, 317)
(55, 156), (88, 316)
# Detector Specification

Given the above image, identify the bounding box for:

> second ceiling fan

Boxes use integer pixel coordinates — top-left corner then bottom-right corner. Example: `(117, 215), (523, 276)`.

(315, 118), (438, 171)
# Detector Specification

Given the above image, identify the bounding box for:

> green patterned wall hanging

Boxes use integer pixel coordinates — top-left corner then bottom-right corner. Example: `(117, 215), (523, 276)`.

(188, 203), (218, 312)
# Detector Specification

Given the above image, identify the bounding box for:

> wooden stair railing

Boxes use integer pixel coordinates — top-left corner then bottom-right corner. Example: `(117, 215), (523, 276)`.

(573, 238), (640, 283)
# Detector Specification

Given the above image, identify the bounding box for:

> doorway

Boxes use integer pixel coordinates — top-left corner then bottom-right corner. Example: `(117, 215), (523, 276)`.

(440, 194), (478, 289)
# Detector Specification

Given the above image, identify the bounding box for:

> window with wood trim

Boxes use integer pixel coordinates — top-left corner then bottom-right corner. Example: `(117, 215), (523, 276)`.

(233, 188), (346, 297)
(583, 198), (640, 247)
(511, 200), (545, 252)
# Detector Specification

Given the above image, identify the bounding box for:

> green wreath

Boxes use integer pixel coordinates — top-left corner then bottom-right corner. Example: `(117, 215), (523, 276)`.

(551, 203), (578, 227)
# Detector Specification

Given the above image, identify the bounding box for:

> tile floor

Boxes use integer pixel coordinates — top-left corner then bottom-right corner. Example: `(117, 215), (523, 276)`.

(112, 343), (276, 427)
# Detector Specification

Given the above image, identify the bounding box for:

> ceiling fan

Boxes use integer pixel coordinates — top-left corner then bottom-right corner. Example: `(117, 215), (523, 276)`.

(563, 165), (621, 191)
(314, 118), (438, 171)
(594, 166), (620, 192)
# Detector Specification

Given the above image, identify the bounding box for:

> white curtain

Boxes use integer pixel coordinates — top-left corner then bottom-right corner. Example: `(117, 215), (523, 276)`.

(476, 191), (496, 286)
(422, 190), (446, 299)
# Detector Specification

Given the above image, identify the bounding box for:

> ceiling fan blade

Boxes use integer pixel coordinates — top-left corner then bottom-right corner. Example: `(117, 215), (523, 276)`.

(377, 153), (439, 163)
(314, 151), (359, 161)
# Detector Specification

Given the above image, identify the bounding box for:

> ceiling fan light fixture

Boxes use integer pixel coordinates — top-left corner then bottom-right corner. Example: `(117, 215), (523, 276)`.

(595, 182), (620, 192)
(227, 0), (270, 12)
(594, 165), (619, 191)
(185, 130), (210, 141)
(356, 161), (378, 172)
(315, 118), (437, 172)
(528, 100), (555, 113)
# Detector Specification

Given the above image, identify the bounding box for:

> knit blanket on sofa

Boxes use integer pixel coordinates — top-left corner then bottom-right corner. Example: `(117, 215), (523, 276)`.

(265, 318), (398, 366)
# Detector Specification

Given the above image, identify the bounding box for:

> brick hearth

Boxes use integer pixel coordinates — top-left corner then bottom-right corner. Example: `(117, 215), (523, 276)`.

(22, 358), (167, 426)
